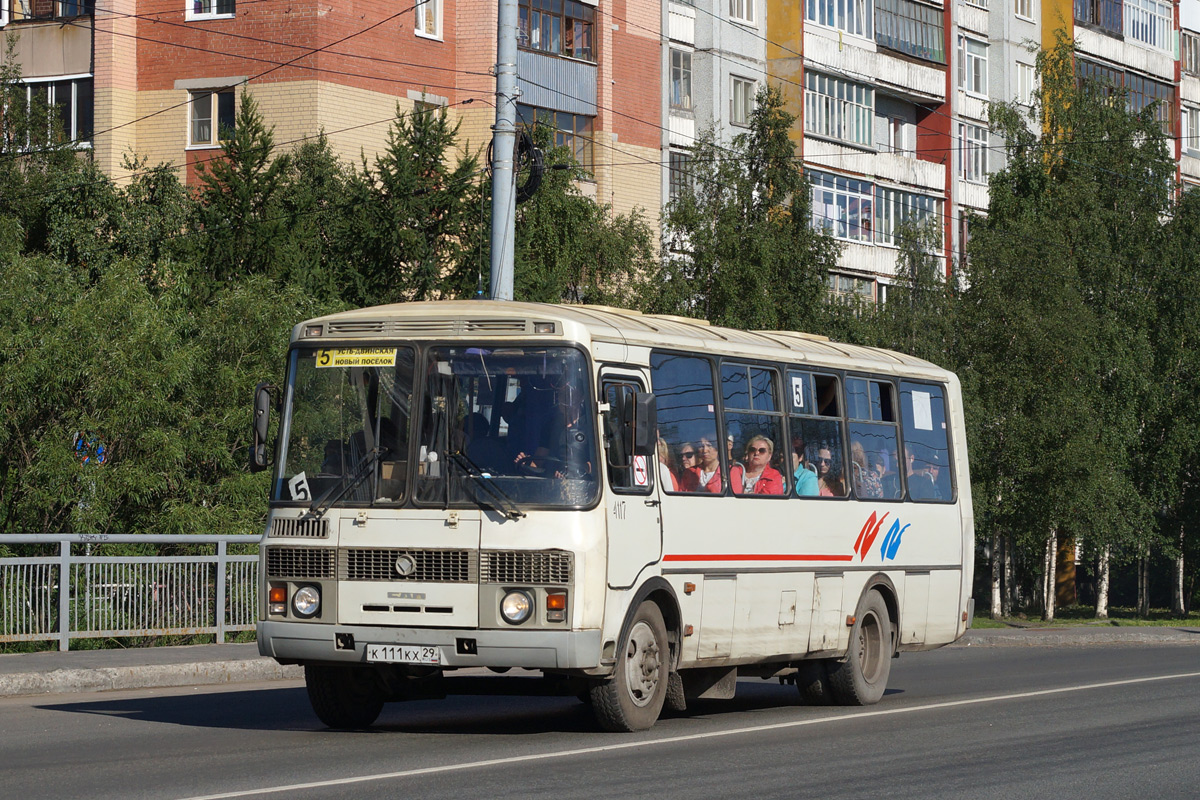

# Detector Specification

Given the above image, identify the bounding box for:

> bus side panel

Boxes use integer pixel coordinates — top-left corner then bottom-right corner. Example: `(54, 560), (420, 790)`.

(731, 571), (814, 659)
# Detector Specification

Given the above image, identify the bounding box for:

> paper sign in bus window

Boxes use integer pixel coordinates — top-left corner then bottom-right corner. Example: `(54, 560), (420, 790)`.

(791, 376), (805, 409)
(315, 348), (398, 368)
(912, 391), (933, 431)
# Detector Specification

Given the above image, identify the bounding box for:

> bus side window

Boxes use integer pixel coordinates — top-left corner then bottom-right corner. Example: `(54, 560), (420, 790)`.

(846, 377), (901, 501)
(603, 380), (649, 494)
(723, 363), (787, 497)
(650, 352), (721, 494)
(788, 371), (847, 498)
(900, 381), (954, 502)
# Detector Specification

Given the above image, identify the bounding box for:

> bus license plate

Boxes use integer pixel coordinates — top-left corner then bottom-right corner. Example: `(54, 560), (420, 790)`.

(366, 644), (440, 665)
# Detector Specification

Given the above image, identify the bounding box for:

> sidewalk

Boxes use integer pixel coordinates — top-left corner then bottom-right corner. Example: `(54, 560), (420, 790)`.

(1, 626), (1197, 699)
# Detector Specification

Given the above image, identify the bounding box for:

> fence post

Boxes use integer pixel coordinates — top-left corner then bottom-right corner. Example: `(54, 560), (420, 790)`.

(58, 540), (71, 652)
(216, 540), (227, 644)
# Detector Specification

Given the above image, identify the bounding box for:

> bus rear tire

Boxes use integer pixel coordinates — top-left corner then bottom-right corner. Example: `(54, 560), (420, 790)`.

(828, 590), (893, 706)
(305, 664), (385, 729)
(590, 601), (669, 731)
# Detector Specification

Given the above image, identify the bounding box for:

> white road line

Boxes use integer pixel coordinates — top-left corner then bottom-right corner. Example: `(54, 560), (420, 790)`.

(179, 670), (1200, 800)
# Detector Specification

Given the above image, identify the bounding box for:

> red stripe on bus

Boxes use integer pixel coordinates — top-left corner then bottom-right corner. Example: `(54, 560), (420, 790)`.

(662, 554), (855, 562)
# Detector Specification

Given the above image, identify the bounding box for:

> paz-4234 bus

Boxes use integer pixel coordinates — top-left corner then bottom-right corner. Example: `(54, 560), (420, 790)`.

(251, 301), (974, 732)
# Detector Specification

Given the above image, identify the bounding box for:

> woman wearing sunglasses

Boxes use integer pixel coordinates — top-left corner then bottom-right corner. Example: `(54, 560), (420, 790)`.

(730, 435), (784, 495)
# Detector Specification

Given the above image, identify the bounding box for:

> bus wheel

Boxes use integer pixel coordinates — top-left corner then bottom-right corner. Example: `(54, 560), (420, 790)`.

(828, 590), (893, 706)
(795, 659), (834, 705)
(590, 602), (669, 731)
(305, 665), (385, 729)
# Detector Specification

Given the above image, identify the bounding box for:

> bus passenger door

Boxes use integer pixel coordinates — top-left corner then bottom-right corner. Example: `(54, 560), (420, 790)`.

(601, 374), (664, 589)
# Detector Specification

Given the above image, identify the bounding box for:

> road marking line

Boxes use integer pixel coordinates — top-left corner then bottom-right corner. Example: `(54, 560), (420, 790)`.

(179, 670), (1200, 800)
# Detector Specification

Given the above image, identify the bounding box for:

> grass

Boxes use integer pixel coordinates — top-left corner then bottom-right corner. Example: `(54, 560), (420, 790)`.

(0, 629), (257, 655)
(972, 605), (1200, 628)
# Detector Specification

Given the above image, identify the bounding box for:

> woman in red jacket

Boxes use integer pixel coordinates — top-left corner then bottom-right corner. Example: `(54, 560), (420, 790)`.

(679, 436), (722, 493)
(730, 435), (785, 495)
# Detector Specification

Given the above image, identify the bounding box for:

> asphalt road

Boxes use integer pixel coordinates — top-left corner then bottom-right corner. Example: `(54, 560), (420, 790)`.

(2, 643), (1198, 800)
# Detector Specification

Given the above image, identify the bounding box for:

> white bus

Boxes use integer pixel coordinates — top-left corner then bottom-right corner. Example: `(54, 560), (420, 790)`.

(252, 301), (974, 732)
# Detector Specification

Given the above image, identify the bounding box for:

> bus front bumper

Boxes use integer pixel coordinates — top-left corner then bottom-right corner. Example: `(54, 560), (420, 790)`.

(258, 619), (604, 671)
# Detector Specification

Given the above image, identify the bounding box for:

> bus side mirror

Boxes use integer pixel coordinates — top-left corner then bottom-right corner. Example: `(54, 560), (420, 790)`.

(632, 392), (657, 457)
(250, 383), (274, 473)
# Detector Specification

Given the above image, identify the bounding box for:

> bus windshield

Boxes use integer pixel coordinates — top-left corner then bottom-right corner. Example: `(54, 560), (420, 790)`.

(275, 346), (416, 506)
(414, 346), (599, 509)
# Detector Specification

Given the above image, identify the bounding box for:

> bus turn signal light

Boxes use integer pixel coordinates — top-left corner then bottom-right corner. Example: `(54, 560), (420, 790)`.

(546, 593), (567, 622)
(269, 585), (287, 615)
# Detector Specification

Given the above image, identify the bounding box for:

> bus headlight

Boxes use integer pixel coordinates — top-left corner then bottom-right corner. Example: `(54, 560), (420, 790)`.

(500, 590), (533, 625)
(292, 585), (321, 618)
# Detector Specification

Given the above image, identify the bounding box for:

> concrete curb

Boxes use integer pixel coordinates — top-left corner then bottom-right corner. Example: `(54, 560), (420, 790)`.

(1, 659), (303, 698)
(956, 627), (1200, 648)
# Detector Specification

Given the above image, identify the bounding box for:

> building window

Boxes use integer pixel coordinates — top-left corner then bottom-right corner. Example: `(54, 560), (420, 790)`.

(1016, 62), (1037, 105)
(827, 273), (874, 300)
(731, 76), (755, 126)
(669, 150), (692, 201)
(960, 122), (988, 183)
(875, 0), (944, 63)
(518, 103), (594, 170)
(1182, 106), (1200, 157)
(671, 49), (692, 110)
(518, 0), (595, 62)
(805, 71), (874, 147)
(1184, 32), (1200, 76)
(806, 0), (872, 39)
(875, 185), (941, 247)
(190, 88), (235, 147)
(55, 0), (94, 15)
(187, 0), (234, 19)
(729, 0), (753, 24)
(810, 171), (873, 243)
(415, 0), (442, 39)
(1124, 0), (1172, 51)
(1126, 70), (1174, 132)
(957, 36), (988, 96)
(26, 77), (93, 145)
(1074, 0), (1122, 35)
(1014, 0), (1032, 19)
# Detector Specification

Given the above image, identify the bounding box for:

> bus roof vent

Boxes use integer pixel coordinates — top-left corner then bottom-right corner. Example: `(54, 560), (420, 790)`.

(328, 320), (386, 335)
(463, 319), (528, 332)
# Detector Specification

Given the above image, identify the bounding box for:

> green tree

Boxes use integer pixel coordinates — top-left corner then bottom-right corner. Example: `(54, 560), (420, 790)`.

(342, 103), (483, 305)
(194, 92), (292, 288)
(660, 84), (839, 329)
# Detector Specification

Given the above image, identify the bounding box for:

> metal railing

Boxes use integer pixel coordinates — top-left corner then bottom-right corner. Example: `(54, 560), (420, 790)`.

(0, 534), (260, 651)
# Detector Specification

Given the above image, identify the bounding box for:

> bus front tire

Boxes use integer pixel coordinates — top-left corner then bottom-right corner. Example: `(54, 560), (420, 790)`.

(305, 664), (385, 729)
(828, 590), (893, 706)
(590, 601), (669, 732)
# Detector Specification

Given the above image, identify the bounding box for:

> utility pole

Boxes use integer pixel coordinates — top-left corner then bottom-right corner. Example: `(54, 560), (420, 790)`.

(488, 0), (519, 301)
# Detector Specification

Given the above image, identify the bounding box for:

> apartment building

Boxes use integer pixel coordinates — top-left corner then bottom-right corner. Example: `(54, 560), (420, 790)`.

(662, 0), (1200, 301)
(0, 0), (661, 224)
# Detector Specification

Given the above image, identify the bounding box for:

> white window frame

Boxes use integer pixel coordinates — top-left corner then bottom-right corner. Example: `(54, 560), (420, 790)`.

(1016, 62), (1037, 105)
(810, 171), (874, 243)
(188, 87), (236, 148)
(959, 122), (988, 183)
(875, 184), (942, 248)
(1, 0), (9, 25)
(958, 35), (988, 97)
(1184, 32), (1200, 76)
(415, 0), (442, 40)
(23, 75), (94, 147)
(729, 0), (754, 25)
(731, 76), (755, 126)
(804, 71), (874, 148)
(186, 0), (234, 21)
(1183, 105), (1200, 157)
(1014, 0), (1033, 20)
(1124, 0), (1172, 51)
(671, 48), (693, 111)
(805, 0), (872, 39)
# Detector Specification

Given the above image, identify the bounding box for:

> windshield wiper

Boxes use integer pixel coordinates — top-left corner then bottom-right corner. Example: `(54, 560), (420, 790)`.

(447, 451), (526, 521)
(303, 447), (387, 520)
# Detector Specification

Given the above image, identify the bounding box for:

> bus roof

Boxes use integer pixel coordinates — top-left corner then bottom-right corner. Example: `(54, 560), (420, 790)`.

(296, 300), (954, 380)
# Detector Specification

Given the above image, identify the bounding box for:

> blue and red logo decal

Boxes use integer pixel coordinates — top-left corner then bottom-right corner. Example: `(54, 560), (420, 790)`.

(854, 511), (910, 562)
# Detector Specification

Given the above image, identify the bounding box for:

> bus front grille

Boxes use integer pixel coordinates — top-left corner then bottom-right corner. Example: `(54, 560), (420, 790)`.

(481, 550), (573, 585)
(269, 517), (329, 539)
(266, 546), (336, 579)
(340, 549), (477, 583)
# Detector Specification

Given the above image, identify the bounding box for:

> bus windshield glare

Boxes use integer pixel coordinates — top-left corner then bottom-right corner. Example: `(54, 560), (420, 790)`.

(274, 344), (598, 509)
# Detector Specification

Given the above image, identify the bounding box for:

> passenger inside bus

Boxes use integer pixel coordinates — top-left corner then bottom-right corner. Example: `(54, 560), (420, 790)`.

(816, 444), (846, 497)
(657, 437), (680, 490)
(679, 435), (722, 493)
(730, 435), (785, 495)
(851, 439), (883, 499)
(791, 434), (820, 496)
